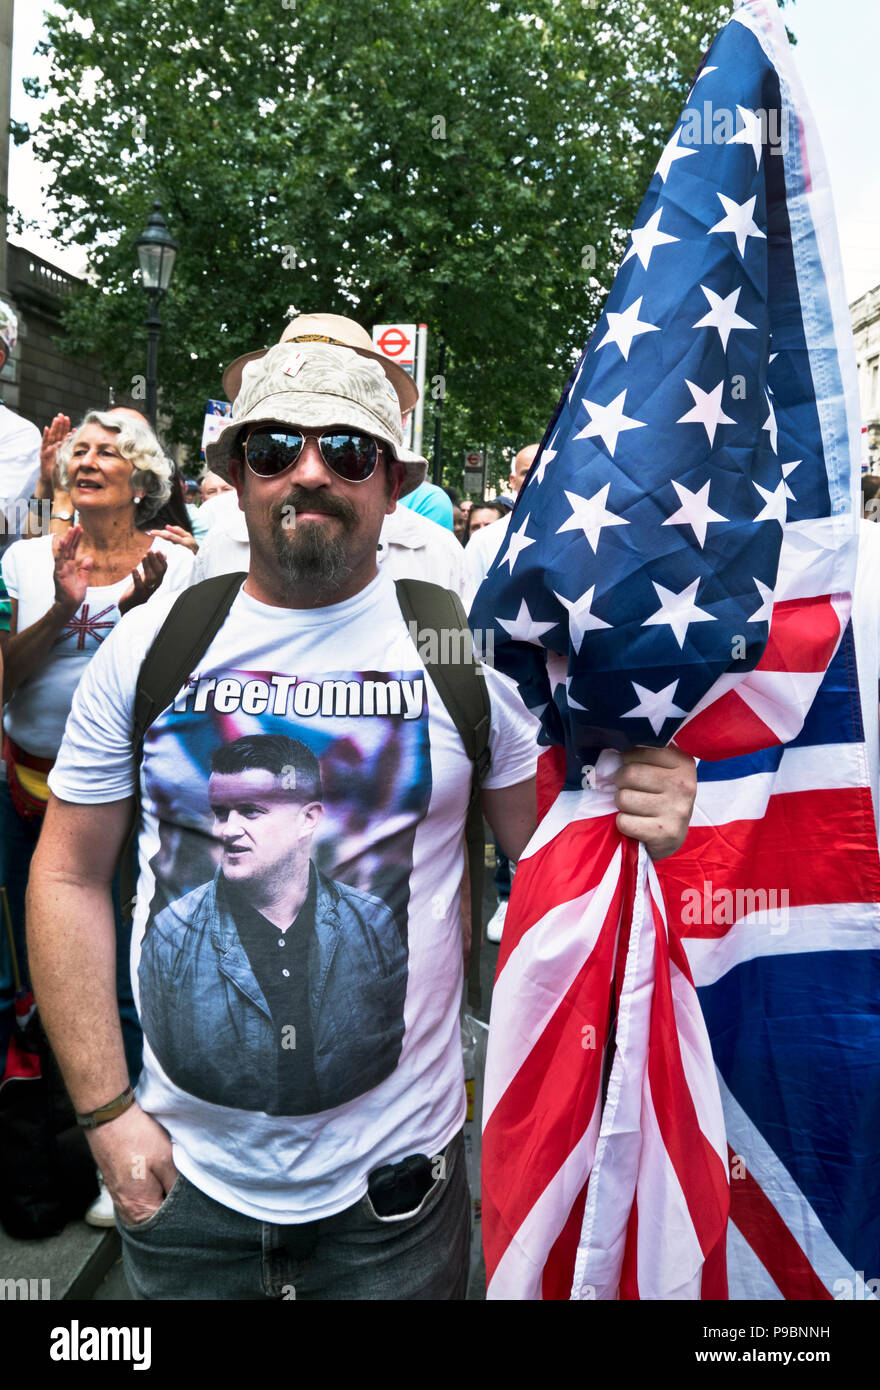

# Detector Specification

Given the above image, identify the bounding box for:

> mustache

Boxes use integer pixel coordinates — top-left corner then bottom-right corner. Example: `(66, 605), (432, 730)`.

(272, 487), (358, 528)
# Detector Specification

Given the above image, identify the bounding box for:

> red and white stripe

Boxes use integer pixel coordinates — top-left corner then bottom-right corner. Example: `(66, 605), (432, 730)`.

(483, 766), (728, 1301)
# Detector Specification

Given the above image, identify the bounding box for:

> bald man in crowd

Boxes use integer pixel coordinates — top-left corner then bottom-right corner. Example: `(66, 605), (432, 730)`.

(462, 443), (539, 607)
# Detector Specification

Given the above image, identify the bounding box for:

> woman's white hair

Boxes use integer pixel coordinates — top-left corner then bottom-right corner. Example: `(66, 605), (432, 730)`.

(56, 410), (173, 520)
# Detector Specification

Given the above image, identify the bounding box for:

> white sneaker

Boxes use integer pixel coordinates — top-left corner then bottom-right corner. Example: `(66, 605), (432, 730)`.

(85, 1173), (116, 1228)
(486, 900), (508, 944)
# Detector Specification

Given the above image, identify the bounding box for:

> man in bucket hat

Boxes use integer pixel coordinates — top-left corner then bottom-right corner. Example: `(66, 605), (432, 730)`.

(27, 338), (697, 1299)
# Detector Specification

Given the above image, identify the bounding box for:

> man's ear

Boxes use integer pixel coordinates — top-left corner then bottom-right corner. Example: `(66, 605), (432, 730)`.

(228, 458), (245, 509)
(300, 802), (324, 836)
(386, 457), (406, 512)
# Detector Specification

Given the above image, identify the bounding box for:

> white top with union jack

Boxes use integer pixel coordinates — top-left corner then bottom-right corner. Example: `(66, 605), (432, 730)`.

(2, 533), (193, 758)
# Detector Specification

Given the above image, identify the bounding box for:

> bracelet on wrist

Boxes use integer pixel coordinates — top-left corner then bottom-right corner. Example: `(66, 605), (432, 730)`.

(76, 1084), (135, 1130)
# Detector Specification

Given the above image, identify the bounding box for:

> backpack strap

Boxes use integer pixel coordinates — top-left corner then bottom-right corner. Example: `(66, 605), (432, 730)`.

(395, 578), (491, 1009)
(120, 572), (247, 921)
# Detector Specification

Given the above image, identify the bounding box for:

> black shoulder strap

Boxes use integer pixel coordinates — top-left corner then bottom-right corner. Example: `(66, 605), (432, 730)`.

(131, 573), (248, 751)
(395, 578), (491, 1009)
(120, 572), (247, 921)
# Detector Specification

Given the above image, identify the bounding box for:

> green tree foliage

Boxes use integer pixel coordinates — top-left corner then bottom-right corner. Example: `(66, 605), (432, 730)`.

(15, 0), (740, 475)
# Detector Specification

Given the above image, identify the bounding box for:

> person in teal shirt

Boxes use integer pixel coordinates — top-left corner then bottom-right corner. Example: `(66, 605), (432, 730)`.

(398, 479), (454, 530)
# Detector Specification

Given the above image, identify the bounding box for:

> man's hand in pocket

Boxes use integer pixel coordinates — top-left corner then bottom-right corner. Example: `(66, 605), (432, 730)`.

(86, 1102), (178, 1226)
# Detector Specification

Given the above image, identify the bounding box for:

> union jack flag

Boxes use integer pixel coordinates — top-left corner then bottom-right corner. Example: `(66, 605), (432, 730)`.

(58, 602), (118, 651)
(470, 0), (870, 1299)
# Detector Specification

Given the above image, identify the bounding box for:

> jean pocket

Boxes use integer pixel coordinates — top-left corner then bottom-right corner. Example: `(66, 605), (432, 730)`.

(360, 1134), (462, 1226)
(116, 1173), (186, 1234)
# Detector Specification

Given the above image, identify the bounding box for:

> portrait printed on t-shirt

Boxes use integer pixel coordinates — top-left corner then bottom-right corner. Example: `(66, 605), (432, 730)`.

(136, 666), (431, 1116)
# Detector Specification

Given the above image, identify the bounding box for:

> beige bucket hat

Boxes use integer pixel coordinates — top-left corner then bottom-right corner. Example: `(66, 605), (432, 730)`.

(222, 311), (419, 415)
(205, 341), (428, 493)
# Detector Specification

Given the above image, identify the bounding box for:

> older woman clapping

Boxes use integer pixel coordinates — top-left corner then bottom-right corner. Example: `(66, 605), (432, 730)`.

(0, 410), (193, 1098)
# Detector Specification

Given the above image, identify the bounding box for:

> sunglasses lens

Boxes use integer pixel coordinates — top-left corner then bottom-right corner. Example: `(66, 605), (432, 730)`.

(320, 432), (378, 482)
(245, 432), (303, 476)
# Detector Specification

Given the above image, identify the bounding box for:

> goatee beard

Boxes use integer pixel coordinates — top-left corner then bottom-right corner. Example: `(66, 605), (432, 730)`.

(270, 489), (357, 591)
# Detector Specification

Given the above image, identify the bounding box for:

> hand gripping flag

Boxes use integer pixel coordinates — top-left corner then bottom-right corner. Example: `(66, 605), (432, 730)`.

(471, 0), (864, 1300)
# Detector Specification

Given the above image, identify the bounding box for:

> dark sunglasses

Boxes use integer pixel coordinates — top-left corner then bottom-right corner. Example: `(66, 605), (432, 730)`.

(243, 428), (381, 483)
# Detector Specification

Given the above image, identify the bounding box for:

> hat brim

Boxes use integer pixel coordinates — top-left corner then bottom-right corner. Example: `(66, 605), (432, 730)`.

(222, 342), (419, 415)
(204, 389), (427, 495)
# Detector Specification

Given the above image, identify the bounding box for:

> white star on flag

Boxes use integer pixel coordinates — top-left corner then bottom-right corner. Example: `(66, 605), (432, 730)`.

(533, 432), (559, 485)
(642, 578), (716, 649)
(553, 584), (612, 653)
(596, 296), (660, 361)
(677, 379), (736, 446)
(501, 515), (536, 573)
(622, 208), (679, 271)
(545, 649), (568, 693)
(574, 389), (646, 456)
(781, 459), (801, 500)
(663, 479), (728, 548)
(753, 479), (787, 524)
(709, 193), (766, 258)
(497, 599), (557, 644)
(727, 105), (765, 168)
(763, 391), (778, 453)
(622, 679), (687, 736)
(565, 675), (588, 711)
(557, 483), (630, 554)
(656, 127), (698, 183)
(748, 577), (774, 624)
(692, 285), (756, 350)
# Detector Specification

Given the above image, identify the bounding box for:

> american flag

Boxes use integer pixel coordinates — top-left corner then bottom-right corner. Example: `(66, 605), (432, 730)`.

(470, 0), (866, 1300)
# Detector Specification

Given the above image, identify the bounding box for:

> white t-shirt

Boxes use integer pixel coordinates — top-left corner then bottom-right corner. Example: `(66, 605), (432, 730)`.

(192, 498), (471, 603)
(50, 567), (539, 1222)
(0, 403), (41, 551)
(2, 535), (194, 757)
(464, 513), (511, 610)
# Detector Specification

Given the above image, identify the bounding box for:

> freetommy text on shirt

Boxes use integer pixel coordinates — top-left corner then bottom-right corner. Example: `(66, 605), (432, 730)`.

(172, 674), (427, 721)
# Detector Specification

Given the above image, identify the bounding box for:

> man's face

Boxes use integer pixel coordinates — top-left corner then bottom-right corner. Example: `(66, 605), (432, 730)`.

(229, 421), (403, 598)
(209, 768), (322, 885)
(510, 443), (540, 495)
(201, 471), (234, 502)
(451, 505), (466, 542)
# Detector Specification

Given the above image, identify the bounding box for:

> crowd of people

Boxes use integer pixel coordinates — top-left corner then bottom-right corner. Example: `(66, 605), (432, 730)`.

(0, 305), (696, 1297)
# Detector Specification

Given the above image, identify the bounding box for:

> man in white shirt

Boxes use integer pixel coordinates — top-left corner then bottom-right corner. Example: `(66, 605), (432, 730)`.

(465, 443), (540, 938)
(463, 443), (539, 605)
(27, 342), (696, 1301)
(0, 300), (41, 554)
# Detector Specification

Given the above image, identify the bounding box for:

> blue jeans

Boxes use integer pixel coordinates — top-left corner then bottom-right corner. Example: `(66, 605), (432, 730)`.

(117, 1130), (470, 1300)
(0, 777), (142, 1083)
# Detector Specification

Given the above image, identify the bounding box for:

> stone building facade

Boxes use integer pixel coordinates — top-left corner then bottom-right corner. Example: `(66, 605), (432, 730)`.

(3, 244), (119, 428)
(851, 283), (880, 473)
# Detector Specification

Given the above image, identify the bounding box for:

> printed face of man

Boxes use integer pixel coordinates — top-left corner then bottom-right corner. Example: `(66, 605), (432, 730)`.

(208, 768), (322, 886)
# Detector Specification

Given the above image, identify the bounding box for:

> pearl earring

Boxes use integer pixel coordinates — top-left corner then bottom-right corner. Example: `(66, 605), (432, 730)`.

(133, 496), (142, 505)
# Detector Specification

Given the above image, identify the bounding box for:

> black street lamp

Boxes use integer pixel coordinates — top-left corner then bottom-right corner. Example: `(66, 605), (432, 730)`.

(134, 201), (178, 430)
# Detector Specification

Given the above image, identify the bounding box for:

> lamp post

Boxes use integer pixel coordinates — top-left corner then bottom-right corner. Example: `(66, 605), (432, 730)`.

(134, 201), (178, 431)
